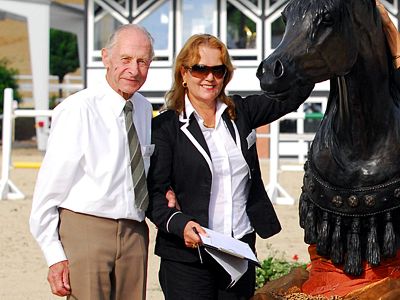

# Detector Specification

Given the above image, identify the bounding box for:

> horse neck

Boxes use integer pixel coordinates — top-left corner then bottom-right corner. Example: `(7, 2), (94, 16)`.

(329, 43), (394, 136)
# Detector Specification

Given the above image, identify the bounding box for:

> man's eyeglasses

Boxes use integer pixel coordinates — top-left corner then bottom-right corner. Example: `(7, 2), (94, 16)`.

(186, 64), (227, 79)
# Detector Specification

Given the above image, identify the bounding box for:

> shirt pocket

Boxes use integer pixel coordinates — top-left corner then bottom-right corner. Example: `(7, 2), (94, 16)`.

(142, 144), (155, 175)
(142, 144), (155, 158)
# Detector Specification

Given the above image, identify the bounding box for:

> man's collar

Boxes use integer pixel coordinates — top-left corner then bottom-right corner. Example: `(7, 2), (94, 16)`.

(101, 76), (133, 118)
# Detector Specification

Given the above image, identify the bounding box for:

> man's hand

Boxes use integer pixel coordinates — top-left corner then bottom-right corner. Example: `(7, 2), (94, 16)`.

(166, 189), (180, 210)
(47, 260), (71, 296)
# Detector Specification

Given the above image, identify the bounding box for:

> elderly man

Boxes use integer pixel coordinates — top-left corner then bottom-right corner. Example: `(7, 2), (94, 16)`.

(30, 24), (155, 299)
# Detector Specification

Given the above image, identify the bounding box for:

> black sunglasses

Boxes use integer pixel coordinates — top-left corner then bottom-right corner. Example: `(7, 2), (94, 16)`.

(187, 64), (227, 79)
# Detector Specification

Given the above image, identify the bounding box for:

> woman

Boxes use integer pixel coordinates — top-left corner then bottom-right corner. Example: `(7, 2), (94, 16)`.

(146, 34), (313, 299)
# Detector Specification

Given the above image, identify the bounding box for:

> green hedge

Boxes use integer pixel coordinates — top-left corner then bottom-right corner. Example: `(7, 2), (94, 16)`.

(256, 257), (307, 289)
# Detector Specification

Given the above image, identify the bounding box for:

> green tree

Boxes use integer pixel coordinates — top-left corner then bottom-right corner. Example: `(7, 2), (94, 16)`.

(0, 58), (21, 114)
(50, 28), (80, 99)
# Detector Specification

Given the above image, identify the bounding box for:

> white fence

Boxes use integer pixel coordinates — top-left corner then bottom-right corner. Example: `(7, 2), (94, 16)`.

(15, 74), (83, 105)
(0, 88), (53, 200)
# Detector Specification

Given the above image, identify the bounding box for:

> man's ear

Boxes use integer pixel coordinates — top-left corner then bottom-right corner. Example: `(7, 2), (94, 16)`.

(101, 48), (109, 68)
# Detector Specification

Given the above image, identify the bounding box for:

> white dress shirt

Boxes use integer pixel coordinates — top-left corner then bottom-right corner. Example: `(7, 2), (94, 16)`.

(29, 77), (153, 267)
(185, 97), (253, 239)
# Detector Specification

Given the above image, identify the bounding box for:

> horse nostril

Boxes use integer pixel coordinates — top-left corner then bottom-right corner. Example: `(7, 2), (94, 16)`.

(273, 59), (284, 78)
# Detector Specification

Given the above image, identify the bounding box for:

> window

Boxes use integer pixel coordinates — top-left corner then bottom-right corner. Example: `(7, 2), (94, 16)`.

(139, 1), (171, 52)
(137, 0), (151, 7)
(93, 3), (123, 51)
(88, 0), (173, 65)
(181, 0), (216, 45)
(227, 2), (257, 50)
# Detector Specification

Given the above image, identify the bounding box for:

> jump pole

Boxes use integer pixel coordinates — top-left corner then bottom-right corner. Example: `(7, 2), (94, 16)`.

(0, 88), (24, 200)
(266, 120), (295, 205)
(0, 89), (53, 200)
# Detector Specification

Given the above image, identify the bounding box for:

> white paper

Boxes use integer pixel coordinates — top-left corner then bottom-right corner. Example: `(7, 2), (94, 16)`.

(200, 228), (259, 264)
(204, 247), (248, 287)
(199, 228), (259, 286)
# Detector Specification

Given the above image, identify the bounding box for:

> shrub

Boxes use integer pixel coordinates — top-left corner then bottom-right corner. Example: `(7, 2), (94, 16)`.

(256, 257), (307, 289)
(0, 58), (21, 114)
(50, 28), (79, 99)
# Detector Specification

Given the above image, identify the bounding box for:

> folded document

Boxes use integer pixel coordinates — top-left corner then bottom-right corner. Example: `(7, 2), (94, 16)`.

(200, 228), (260, 287)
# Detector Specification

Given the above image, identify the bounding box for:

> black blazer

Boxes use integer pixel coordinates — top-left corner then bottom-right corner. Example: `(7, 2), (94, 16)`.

(147, 87), (313, 263)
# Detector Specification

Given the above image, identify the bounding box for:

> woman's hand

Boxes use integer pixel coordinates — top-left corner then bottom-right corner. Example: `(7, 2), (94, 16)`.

(376, 0), (392, 27)
(183, 221), (206, 248)
(376, 0), (400, 68)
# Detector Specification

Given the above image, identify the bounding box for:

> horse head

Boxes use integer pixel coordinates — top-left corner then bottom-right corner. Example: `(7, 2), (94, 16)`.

(257, 0), (383, 99)
(258, 0), (396, 184)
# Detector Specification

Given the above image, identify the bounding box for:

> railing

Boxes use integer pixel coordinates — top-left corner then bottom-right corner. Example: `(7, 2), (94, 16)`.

(14, 74), (83, 105)
(0, 88), (53, 200)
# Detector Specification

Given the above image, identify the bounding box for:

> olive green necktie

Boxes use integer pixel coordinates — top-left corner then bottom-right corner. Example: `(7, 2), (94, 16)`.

(124, 100), (149, 211)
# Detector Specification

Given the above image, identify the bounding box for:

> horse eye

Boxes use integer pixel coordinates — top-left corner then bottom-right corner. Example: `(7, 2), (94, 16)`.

(321, 12), (334, 26)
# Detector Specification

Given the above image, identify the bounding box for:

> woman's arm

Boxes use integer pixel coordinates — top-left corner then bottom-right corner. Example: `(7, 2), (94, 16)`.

(377, 0), (400, 68)
(236, 83), (314, 129)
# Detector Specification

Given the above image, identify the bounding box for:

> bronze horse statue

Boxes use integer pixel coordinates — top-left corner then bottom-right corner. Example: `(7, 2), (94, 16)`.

(257, 0), (400, 276)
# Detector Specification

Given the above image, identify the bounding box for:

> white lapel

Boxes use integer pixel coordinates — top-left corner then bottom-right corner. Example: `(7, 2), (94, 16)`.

(179, 113), (213, 175)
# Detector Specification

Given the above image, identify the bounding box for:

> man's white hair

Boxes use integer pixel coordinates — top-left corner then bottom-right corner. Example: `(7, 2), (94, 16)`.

(104, 24), (155, 59)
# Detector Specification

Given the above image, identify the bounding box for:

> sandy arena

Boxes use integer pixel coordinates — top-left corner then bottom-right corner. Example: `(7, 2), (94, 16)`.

(0, 142), (309, 300)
